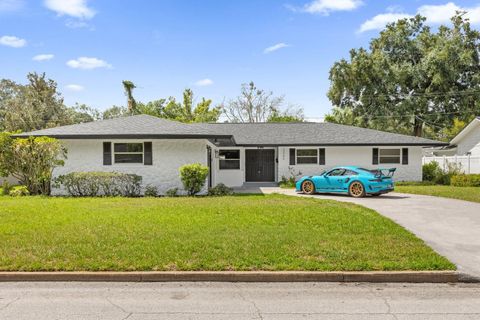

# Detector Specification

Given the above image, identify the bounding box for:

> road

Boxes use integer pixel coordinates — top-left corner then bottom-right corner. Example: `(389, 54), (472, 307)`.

(264, 189), (480, 280)
(0, 282), (479, 319)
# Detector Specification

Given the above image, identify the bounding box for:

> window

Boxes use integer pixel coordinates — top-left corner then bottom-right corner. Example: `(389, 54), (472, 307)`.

(219, 150), (240, 170)
(114, 143), (144, 164)
(379, 149), (401, 164)
(344, 169), (358, 176)
(327, 168), (346, 176)
(296, 149), (318, 164)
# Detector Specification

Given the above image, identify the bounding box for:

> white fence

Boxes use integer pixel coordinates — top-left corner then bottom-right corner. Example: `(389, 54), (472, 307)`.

(422, 155), (480, 174)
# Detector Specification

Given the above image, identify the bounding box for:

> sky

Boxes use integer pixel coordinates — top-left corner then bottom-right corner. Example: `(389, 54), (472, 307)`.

(1, 0), (480, 121)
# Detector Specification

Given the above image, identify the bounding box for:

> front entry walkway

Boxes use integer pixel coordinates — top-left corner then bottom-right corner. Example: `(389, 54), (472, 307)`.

(260, 187), (480, 281)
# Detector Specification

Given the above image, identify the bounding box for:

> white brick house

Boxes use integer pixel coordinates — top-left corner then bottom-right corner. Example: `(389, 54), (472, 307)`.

(15, 115), (446, 195)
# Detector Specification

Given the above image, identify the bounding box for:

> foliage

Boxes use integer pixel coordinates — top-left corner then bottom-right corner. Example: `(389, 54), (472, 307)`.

(327, 14), (480, 138)
(9, 185), (29, 197)
(66, 103), (101, 124)
(451, 174), (480, 187)
(144, 184), (158, 197)
(280, 166), (303, 188)
(0, 194), (454, 271)
(54, 172), (142, 197)
(208, 183), (234, 196)
(0, 133), (66, 195)
(440, 117), (473, 141)
(165, 187), (179, 197)
(422, 161), (462, 185)
(102, 105), (128, 119)
(179, 163), (209, 196)
(1, 181), (12, 196)
(221, 82), (303, 123)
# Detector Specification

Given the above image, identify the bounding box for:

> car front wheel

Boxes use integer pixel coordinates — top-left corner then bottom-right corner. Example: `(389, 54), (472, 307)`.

(301, 180), (315, 195)
(348, 181), (366, 198)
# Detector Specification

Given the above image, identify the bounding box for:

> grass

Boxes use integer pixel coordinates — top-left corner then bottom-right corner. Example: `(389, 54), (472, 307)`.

(395, 185), (480, 203)
(0, 194), (454, 271)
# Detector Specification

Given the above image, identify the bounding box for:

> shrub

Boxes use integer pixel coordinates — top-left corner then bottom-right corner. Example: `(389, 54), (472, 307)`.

(422, 161), (442, 182)
(451, 174), (480, 187)
(144, 185), (158, 197)
(9, 185), (29, 197)
(279, 166), (303, 188)
(165, 187), (179, 197)
(0, 133), (66, 195)
(179, 163), (209, 196)
(1, 181), (12, 196)
(54, 172), (142, 197)
(208, 183), (234, 196)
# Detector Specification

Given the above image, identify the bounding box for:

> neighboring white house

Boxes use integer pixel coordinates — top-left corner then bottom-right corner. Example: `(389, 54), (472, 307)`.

(423, 117), (480, 174)
(15, 115), (446, 195)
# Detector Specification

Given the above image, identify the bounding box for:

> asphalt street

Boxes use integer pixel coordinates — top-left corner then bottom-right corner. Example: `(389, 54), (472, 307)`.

(0, 282), (479, 319)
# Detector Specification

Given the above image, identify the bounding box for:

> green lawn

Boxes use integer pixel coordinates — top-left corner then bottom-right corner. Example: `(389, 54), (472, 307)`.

(0, 194), (453, 271)
(396, 185), (480, 203)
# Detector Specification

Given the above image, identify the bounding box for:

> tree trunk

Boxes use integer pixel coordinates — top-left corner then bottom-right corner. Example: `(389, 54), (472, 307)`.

(413, 117), (423, 137)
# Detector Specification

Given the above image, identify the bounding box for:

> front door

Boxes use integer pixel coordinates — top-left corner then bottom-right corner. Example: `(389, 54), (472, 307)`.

(245, 149), (275, 182)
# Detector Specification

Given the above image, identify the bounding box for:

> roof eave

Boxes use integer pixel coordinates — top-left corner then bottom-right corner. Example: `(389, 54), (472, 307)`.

(12, 134), (234, 140)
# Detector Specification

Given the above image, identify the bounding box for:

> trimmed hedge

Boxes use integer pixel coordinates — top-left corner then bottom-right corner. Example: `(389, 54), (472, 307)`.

(54, 172), (142, 197)
(451, 174), (480, 187)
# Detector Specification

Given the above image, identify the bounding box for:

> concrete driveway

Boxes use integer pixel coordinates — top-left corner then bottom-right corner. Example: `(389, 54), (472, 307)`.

(262, 188), (480, 280)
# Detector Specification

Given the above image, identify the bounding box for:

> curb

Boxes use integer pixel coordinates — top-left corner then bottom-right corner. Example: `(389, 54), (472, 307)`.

(0, 271), (462, 283)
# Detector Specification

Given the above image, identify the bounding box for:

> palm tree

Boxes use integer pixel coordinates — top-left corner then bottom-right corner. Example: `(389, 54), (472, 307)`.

(122, 80), (137, 114)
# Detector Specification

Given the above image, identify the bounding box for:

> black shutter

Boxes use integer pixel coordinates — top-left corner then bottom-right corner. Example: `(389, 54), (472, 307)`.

(144, 142), (152, 165)
(372, 148), (379, 165)
(319, 148), (326, 165)
(289, 148), (296, 165)
(402, 148), (408, 165)
(103, 142), (112, 165)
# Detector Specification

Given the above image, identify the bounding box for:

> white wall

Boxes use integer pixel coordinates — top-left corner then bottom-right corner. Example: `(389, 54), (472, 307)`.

(53, 139), (208, 195)
(278, 146), (423, 182)
(456, 124), (480, 156)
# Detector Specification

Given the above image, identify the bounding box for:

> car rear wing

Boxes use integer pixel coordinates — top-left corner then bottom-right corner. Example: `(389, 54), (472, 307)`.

(373, 168), (396, 178)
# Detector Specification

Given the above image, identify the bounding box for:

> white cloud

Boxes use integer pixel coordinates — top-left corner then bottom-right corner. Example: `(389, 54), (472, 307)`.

(66, 57), (112, 70)
(33, 54), (54, 61)
(0, 35), (26, 47)
(358, 13), (412, 33)
(359, 2), (480, 33)
(44, 0), (95, 19)
(0, 0), (24, 12)
(293, 0), (363, 15)
(418, 2), (480, 24)
(195, 78), (214, 87)
(65, 84), (84, 91)
(263, 43), (290, 54)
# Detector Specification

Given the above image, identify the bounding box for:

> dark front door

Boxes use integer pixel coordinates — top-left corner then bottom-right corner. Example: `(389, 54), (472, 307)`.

(245, 149), (275, 182)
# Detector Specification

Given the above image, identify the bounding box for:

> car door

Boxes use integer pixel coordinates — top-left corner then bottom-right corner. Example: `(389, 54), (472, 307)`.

(318, 169), (346, 191)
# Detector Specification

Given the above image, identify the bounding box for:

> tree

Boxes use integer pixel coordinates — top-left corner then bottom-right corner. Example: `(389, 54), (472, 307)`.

(66, 103), (101, 124)
(327, 14), (480, 137)
(122, 80), (138, 114)
(221, 82), (303, 123)
(0, 133), (66, 195)
(179, 163), (209, 196)
(0, 73), (71, 132)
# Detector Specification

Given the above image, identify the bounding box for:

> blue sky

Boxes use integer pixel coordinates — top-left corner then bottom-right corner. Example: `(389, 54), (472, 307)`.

(1, 0), (480, 120)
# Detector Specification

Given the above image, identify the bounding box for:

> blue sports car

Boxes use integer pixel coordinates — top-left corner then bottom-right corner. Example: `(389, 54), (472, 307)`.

(295, 166), (395, 197)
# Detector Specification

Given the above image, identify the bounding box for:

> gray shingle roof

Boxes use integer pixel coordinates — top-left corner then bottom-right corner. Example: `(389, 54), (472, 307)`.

(15, 114), (446, 146)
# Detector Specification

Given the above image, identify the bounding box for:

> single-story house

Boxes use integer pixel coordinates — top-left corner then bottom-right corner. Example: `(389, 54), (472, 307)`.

(425, 117), (480, 157)
(16, 115), (446, 195)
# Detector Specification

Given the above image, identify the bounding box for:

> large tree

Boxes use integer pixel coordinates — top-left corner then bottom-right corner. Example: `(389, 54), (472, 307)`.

(0, 73), (70, 132)
(221, 82), (303, 123)
(327, 14), (480, 137)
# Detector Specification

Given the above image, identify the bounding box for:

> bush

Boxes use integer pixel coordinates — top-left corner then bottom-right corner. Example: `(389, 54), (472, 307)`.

(9, 185), (29, 197)
(208, 183), (234, 196)
(144, 185), (158, 197)
(54, 172), (142, 197)
(451, 174), (480, 187)
(165, 187), (179, 197)
(395, 181), (436, 186)
(422, 161), (462, 185)
(179, 163), (209, 196)
(279, 166), (303, 188)
(1, 181), (12, 196)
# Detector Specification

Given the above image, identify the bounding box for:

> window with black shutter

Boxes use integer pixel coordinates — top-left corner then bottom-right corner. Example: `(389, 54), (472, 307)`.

(144, 142), (152, 165)
(289, 148), (296, 165)
(319, 148), (325, 165)
(372, 148), (379, 165)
